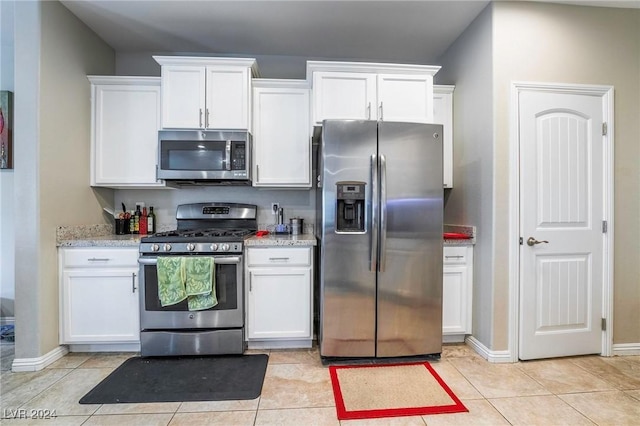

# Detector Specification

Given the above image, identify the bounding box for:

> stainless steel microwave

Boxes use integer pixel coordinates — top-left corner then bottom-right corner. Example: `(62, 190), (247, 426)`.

(157, 130), (251, 184)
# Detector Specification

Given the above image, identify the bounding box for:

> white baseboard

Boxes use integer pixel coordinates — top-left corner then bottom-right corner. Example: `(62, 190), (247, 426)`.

(465, 336), (514, 363)
(247, 339), (313, 350)
(612, 343), (640, 356)
(443, 334), (466, 344)
(0, 317), (15, 326)
(67, 343), (140, 353)
(12, 346), (69, 372)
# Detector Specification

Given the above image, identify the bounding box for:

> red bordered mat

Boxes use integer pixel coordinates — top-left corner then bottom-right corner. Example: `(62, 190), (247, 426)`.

(329, 361), (468, 420)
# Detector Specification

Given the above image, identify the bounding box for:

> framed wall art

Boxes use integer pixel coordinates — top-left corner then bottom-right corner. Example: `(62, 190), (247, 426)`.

(0, 90), (13, 169)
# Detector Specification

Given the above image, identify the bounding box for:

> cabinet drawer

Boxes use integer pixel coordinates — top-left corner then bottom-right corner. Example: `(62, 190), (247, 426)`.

(443, 246), (468, 265)
(62, 248), (138, 268)
(247, 247), (311, 267)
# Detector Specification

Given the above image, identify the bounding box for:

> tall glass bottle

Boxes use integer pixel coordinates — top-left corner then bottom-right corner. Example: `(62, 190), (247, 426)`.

(147, 206), (156, 234)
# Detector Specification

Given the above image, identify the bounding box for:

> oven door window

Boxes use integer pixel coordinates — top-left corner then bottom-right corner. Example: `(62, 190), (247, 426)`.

(144, 263), (237, 311)
(160, 140), (227, 171)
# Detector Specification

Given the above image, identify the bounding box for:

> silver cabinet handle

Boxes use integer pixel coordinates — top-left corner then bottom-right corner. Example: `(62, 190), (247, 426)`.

(206, 108), (210, 128)
(379, 154), (387, 272)
(268, 257), (290, 261)
(367, 102), (371, 120)
(88, 258), (110, 262)
(379, 102), (384, 121)
(256, 164), (260, 182)
(199, 108), (203, 128)
(132, 272), (137, 293)
(445, 255), (464, 259)
(527, 237), (549, 246)
(370, 154), (378, 272)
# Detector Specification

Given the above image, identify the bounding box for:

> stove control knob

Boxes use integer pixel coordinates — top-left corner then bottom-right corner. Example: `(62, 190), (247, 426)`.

(221, 244), (230, 252)
(151, 244), (160, 252)
(187, 243), (196, 252)
(210, 244), (218, 251)
(163, 244), (172, 252)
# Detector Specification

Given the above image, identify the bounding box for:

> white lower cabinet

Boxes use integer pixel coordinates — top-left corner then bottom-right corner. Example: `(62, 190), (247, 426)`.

(442, 245), (473, 342)
(59, 247), (140, 346)
(245, 246), (313, 348)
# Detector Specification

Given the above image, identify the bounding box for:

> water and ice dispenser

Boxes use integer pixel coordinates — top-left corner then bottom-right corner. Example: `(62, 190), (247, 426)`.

(336, 182), (366, 232)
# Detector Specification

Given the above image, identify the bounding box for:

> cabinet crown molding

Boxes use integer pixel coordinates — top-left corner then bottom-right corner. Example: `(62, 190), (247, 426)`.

(306, 60), (441, 81)
(87, 76), (160, 86)
(153, 55), (260, 77)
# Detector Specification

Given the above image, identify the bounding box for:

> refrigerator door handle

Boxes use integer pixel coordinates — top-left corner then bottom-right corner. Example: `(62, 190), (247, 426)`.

(370, 154), (378, 272)
(379, 154), (387, 272)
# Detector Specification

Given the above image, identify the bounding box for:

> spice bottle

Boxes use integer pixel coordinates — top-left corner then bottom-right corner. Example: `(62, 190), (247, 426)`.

(134, 205), (141, 234)
(139, 207), (148, 235)
(129, 210), (136, 234)
(147, 206), (156, 234)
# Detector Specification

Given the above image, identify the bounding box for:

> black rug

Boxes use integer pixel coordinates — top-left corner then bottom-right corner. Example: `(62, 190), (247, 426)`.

(79, 354), (269, 404)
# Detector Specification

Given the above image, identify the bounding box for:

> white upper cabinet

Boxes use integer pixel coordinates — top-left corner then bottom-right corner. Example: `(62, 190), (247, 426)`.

(154, 56), (258, 130)
(308, 61), (440, 125)
(89, 76), (164, 188)
(312, 72), (377, 122)
(434, 85), (455, 188)
(252, 80), (311, 187)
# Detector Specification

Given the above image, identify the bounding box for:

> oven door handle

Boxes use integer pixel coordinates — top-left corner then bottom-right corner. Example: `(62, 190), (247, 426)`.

(138, 256), (242, 266)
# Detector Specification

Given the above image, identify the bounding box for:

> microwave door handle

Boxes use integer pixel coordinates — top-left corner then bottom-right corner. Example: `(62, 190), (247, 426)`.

(225, 140), (232, 171)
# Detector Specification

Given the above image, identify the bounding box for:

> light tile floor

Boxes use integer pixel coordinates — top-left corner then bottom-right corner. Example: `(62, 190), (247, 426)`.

(1, 343), (640, 425)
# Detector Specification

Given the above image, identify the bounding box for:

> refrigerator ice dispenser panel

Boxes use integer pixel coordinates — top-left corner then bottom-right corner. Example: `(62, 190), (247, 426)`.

(336, 181), (366, 233)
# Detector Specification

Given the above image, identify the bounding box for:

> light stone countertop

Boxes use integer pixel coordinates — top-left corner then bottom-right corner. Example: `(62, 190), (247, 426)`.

(245, 233), (317, 247)
(443, 224), (476, 246)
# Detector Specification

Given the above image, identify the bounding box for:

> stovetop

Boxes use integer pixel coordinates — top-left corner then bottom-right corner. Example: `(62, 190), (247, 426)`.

(147, 228), (255, 240)
(139, 202), (257, 255)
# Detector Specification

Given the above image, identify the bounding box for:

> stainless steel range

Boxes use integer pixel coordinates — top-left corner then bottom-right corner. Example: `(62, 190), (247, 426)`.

(138, 202), (257, 357)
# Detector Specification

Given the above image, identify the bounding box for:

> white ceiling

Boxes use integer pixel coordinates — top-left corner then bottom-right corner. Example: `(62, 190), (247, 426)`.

(59, 0), (640, 64)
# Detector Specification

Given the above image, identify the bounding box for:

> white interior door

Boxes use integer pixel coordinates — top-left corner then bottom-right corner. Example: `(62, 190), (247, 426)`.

(518, 87), (608, 360)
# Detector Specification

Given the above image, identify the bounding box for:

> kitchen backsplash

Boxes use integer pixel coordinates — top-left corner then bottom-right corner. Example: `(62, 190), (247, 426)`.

(114, 186), (317, 233)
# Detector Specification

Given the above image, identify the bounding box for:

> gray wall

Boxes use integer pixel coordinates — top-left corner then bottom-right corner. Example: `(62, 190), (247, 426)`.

(436, 5), (494, 349)
(14, 0), (114, 359)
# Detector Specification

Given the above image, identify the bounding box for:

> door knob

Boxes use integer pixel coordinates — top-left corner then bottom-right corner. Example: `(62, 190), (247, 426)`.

(527, 237), (549, 246)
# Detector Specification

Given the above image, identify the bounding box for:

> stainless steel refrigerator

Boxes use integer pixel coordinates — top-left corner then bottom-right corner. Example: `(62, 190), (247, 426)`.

(317, 119), (443, 358)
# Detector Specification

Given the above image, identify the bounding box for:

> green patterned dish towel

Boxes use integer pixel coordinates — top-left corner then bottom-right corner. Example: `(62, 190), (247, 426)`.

(156, 257), (217, 311)
(157, 257), (187, 307)
(184, 257), (218, 311)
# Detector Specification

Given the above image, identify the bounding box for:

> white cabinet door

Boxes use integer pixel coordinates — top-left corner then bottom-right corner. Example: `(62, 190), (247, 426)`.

(59, 247), (140, 345)
(377, 74), (434, 123)
(61, 268), (139, 343)
(247, 268), (312, 340)
(442, 245), (473, 338)
(252, 82), (310, 187)
(312, 72), (377, 124)
(442, 265), (469, 335)
(434, 85), (454, 188)
(160, 66), (206, 129)
(90, 76), (164, 188)
(206, 66), (251, 130)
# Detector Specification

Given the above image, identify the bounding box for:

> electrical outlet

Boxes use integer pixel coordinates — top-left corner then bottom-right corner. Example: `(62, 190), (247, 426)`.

(271, 203), (280, 215)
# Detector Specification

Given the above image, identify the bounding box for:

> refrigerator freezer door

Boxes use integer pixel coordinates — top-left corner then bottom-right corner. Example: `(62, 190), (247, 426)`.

(376, 122), (443, 357)
(320, 120), (377, 357)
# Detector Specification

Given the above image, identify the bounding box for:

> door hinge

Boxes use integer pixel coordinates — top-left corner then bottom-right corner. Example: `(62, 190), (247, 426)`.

(602, 122), (608, 136)
(519, 237), (523, 245)
(602, 220), (608, 233)
(601, 318), (606, 331)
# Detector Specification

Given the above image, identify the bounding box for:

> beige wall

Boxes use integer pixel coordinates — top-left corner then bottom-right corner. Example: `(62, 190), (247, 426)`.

(14, 0), (114, 359)
(493, 2), (640, 347)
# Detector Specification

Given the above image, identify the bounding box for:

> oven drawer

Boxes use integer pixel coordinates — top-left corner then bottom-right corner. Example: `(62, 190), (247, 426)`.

(62, 248), (138, 268)
(247, 247), (311, 267)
